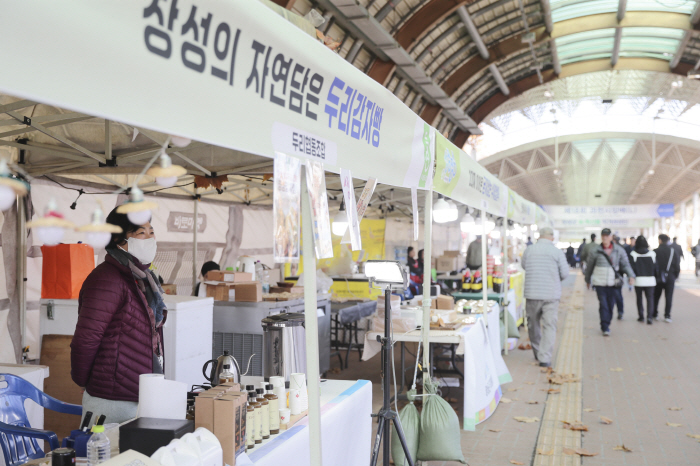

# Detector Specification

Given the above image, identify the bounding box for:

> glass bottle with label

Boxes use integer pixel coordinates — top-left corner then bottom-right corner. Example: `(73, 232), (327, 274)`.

(246, 394), (256, 450)
(263, 383), (280, 434)
(250, 392), (262, 445)
(256, 388), (270, 439)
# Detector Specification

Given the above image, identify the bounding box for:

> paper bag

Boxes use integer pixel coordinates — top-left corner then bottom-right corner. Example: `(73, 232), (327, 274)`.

(41, 243), (95, 299)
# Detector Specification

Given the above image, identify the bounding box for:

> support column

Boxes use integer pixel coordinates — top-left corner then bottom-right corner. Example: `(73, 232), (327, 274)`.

(693, 192), (700, 247)
(502, 213), (509, 355)
(680, 201), (688, 270)
(421, 190), (433, 387)
(192, 190), (199, 294)
(481, 211), (489, 327)
(300, 167), (323, 465)
(17, 196), (26, 354)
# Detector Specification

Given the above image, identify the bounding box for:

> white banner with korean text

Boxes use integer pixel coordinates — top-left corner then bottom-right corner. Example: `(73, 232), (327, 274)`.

(0, 0), (428, 190)
(544, 204), (673, 229)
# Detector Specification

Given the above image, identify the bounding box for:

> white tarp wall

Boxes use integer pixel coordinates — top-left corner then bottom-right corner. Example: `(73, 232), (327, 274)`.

(0, 179), (273, 363)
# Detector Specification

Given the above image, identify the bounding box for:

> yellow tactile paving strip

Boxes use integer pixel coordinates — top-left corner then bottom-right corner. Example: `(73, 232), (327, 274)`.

(533, 275), (585, 466)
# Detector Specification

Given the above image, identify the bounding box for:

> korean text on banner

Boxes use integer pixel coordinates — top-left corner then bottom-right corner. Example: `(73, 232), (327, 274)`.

(433, 133), (507, 217)
(340, 169), (361, 250)
(341, 177), (377, 244)
(0, 0), (428, 190)
(273, 152), (301, 263)
(305, 160), (333, 259)
(543, 204), (674, 229)
(508, 189), (536, 225)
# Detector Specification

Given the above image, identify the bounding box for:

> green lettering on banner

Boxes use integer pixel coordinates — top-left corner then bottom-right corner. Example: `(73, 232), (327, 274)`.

(418, 123), (431, 188)
(432, 133), (461, 196)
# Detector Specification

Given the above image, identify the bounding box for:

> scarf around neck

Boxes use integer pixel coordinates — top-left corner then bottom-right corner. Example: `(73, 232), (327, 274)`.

(107, 246), (166, 325)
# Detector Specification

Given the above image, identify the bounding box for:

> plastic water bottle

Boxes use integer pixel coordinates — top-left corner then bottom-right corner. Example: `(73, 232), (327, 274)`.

(87, 425), (111, 466)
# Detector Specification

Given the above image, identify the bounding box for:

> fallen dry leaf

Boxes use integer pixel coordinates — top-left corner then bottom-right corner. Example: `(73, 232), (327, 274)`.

(545, 388), (561, 394)
(527, 400), (539, 405)
(668, 407), (683, 411)
(562, 448), (577, 456)
(488, 428), (501, 432)
(600, 416), (613, 424)
(575, 449), (599, 457)
(507, 388), (519, 392)
(514, 416), (539, 423)
(686, 434), (700, 440)
(562, 421), (589, 431)
(610, 367), (624, 372)
(640, 372), (648, 376)
(667, 422), (683, 427)
(537, 448), (554, 456)
(591, 374), (601, 379)
(500, 397), (513, 404)
(583, 408), (597, 412)
(613, 444), (632, 452)
(548, 373), (580, 385)
(509, 461), (524, 465)
(524, 381), (535, 385)
(518, 342), (532, 350)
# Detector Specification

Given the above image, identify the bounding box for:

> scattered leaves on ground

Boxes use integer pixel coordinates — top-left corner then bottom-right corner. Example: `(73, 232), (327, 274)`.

(600, 416), (613, 424)
(509, 461), (524, 465)
(563, 448), (599, 457)
(668, 407), (683, 411)
(590, 374), (601, 379)
(518, 342), (532, 350)
(514, 416), (539, 423)
(524, 381), (535, 385)
(500, 397), (513, 404)
(613, 444), (632, 452)
(537, 449), (554, 456)
(686, 434), (700, 440)
(640, 372), (648, 376)
(610, 367), (624, 372)
(527, 400), (539, 405)
(548, 373), (580, 384)
(544, 388), (561, 394)
(666, 422), (683, 427)
(488, 428), (501, 433)
(562, 421), (589, 431)
(583, 408), (597, 412)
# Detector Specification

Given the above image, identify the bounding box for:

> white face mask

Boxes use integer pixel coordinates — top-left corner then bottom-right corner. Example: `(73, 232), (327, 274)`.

(126, 237), (157, 264)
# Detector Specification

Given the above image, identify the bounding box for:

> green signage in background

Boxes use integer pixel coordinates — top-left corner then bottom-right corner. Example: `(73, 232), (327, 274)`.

(433, 133), (461, 196)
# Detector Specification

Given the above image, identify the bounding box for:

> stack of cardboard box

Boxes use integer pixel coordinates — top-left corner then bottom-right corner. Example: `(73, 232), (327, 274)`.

(436, 250), (463, 272)
(194, 383), (247, 466)
(203, 271), (262, 302)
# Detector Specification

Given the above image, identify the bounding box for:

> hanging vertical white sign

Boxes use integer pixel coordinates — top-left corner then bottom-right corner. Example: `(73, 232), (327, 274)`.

(340, 169), (361, 250)
(304, 160), (334, 259)
(341, 177), (377, 244)
(273, 152), (301, 263)
(411, 187), (419, 241)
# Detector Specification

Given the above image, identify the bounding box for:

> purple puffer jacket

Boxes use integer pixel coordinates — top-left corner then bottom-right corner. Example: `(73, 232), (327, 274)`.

(71, 254), (166, 402)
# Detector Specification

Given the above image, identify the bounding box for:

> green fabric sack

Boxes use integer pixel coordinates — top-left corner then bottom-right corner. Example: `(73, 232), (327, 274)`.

(416, 380), (466, 463)
(391, 390), (420, 466)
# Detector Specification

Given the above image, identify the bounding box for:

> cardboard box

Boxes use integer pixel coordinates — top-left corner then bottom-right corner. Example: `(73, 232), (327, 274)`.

(205, 282), (236, 301)
(233, 282), (262, 302)
(419, 294), (455, 310)
(214, 393), (247, 465)
(436, 255), (461, 272)
(194, 392), (220, 433)
(442, 250), (461, 257)
(161, 284), (177, 295)
(208, 271), (253, 283)
(217, 382), (241, 392)
(269, 286), (303, 294)
(267, 268), (282, 284)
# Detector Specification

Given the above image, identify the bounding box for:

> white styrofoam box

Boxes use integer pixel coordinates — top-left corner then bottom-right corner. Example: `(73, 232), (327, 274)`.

(162, 295), (214, 389)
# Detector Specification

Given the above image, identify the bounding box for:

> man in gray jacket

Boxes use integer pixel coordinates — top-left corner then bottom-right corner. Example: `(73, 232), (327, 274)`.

(522, 227), (569, 367)
(584, 228), (636, 336)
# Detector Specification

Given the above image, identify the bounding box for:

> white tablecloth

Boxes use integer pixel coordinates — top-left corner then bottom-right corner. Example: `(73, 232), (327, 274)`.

(237, 379), (372, 466)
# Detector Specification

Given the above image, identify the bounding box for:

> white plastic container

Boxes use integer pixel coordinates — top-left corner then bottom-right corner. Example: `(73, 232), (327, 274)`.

(151, 439), (200, 466)
(87, 425), (111, 466)
(184, 429), (223, 466)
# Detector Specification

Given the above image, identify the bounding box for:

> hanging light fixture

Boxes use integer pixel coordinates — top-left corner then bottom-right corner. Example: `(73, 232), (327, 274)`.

(0, 159), (28, 211)
(78, 204), (123, 249)
(332, 199), (349, 236)
(146, 153), (187, 188)
(484, 219), (496, 233)
(460, 209), (475, 233)
(445, 199), (459, 221)
(116, 187), (158, 225)
(27, 198), (75, 246)
(433, 194), (457, 223)
(169, 135), (192, 148)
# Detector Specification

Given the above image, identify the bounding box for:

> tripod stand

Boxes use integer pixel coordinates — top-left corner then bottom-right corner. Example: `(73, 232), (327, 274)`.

(370, 286), (415, 466)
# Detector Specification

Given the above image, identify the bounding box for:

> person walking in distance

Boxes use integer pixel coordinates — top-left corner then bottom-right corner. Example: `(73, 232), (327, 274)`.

(521, 227), (569, 367)
(692, 239), (700, 277)
(584, 228), (636, 336)
(580, 233), (597, 273)
(612, 235), (625, 320)
(577, 238), (587, 268)
(629, 236), (656, 325)
(466, 236), (483, 270)
(654, 234), (681, 322)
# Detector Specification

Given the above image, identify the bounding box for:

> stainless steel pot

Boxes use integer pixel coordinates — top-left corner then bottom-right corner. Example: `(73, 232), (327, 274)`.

(262, 312), (306, 382)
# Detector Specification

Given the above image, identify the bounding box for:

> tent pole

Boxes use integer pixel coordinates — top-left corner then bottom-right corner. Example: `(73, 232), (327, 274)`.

(502, 212), (509, 355)
(421, 189), (433, 387)
(192, 189), (198, 294)
(481, 210), (488, 327)
(300, 166), (323, 466)
(17, 196), (26, 361)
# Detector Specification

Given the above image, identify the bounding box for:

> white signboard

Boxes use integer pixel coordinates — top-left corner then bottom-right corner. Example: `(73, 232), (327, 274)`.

(508, 189), (536, 225)
(0, 0), (428, 190)
(544, 204), (672, 229)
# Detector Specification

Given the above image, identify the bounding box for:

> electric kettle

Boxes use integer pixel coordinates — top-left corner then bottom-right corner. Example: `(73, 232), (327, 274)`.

(203, 350), (252, 385)
(236, 256), (257, 280)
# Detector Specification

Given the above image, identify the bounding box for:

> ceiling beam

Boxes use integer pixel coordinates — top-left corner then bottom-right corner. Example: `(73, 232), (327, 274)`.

(540, 0), (553, 33)
(456, 6), (488, 59)
(611, 28), (622, 66)
(650, 155), (700, 203)
(670, 31), (692, 70)
(550, 40), (561, 75)
(617, 0), (627, 22)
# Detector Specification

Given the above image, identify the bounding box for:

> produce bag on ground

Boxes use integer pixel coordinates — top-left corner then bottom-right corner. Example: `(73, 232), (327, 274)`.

(416, 379), (466, 463)
(391, 390), (420, 466)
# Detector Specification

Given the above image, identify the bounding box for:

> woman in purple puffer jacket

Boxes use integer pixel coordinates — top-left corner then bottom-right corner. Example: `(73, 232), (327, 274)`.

(71, 207), (167, 424)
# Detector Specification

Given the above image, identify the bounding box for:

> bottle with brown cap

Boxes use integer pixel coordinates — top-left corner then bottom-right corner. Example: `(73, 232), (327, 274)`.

(247, 388), (262, 445)
(263, 383), (280, 434)
(246, 393), (256, 450)
(256, 388), (270, 439)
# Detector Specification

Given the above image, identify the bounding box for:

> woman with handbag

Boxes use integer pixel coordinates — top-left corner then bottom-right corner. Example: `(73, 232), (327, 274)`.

(629, 236), (656, 325)
(584, 228), (635, 336)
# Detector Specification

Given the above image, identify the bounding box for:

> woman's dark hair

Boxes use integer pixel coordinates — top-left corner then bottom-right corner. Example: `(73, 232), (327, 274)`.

(418, 249), (424, 260)
(407, 246), (414, 255)
(201, 261), (220, 277)
(634, 235), (649, 251)
(105, 207), (149, 250)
